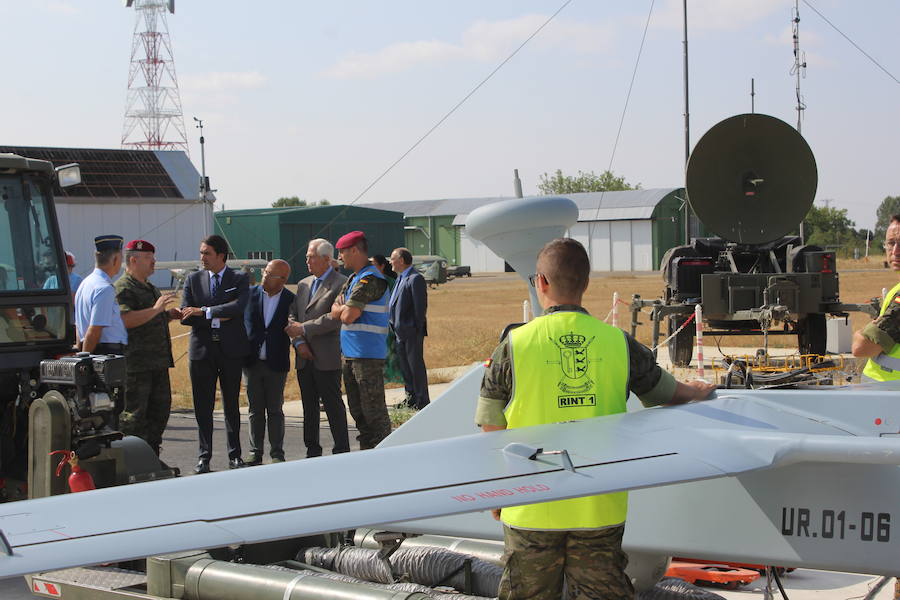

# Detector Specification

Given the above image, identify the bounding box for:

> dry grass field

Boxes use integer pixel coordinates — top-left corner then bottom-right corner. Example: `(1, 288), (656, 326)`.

(168, 258), (891, 409)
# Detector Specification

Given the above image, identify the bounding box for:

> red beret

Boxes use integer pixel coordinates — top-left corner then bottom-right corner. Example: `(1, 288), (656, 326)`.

(335, 231), (366, 249)
(125, 239), (156, 253)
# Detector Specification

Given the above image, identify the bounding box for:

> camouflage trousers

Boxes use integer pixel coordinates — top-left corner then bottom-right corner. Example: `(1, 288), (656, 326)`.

(499, 524), (633, 600)
(120, 369), (172, 454)
(342, 358), (390, 450)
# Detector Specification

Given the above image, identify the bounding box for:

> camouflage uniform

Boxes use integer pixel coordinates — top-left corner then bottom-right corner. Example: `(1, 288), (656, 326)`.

(115, 273), (174, 454)
(500, 525), (632, 600)
(340, 274), (391, 449)
(476, 305), (678, 600)
(861, 294), (900, 349)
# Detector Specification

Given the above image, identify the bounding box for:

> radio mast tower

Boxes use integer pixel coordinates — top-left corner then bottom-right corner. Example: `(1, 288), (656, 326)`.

(121, 0), (188, 152)
(790, 0), (807, 133)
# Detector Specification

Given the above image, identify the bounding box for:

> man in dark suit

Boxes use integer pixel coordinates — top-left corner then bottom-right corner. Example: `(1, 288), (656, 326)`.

(243, 259), (295, 465)
(181, 235), (251, 473)
(388, 247), (430, 410)
(285, 239), (349, 457)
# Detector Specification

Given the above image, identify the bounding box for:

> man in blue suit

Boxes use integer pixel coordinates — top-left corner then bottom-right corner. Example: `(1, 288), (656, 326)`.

(388, 247), (430, 410)
(243, 259), (295, 465)
(181, 235), (251, 473)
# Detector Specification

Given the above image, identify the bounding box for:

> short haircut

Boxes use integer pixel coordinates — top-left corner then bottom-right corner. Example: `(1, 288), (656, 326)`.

(536, 238), (591, 298)
(309, 238), (334, 258)
(351, 238), (368, 254)
(124, 249), (140, 265)
(394, 247), (413, 266)
(95, 248), (121, 267)
(891, 214), (900, 225)
(202, 234), (230, 260)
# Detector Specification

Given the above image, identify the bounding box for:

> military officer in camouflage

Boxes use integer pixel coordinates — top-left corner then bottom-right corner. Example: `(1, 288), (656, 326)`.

(477, 238), (715, 600)
(115, 239), (181, 456)
(331, 231), (392, 449)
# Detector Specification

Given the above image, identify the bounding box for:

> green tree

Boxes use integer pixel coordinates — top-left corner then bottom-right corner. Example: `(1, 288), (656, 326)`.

(874, 195), (900, 240)
(272, 196), (307, 208)
(271, 196), (331, 208)
(537, 169), (640, 195)
(802, 203), (869, 257)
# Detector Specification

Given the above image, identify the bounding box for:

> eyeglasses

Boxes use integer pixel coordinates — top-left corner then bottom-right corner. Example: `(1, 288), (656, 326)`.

(263, 270), (286, 280)
(528, 273), (546, 287)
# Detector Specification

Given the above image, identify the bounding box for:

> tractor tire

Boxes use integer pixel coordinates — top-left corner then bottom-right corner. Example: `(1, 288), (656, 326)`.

(797, 314), (827, 355)
(668, 314), (695, 368)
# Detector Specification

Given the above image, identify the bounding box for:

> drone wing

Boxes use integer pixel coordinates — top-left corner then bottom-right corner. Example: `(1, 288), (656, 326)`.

(3, 379), (899, 579)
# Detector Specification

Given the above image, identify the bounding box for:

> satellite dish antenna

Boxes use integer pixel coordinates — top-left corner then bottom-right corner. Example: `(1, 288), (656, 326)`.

(686, 113), (817, 245)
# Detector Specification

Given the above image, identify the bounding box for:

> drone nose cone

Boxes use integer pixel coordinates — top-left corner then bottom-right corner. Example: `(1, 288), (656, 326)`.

(466, 196), (579, 278)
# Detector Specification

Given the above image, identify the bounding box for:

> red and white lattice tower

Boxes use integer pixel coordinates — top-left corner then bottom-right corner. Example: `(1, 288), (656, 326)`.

(121, 0), (188, 152)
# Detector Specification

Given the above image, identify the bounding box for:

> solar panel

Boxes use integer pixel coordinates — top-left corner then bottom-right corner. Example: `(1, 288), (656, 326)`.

(0, 146), (183, 199)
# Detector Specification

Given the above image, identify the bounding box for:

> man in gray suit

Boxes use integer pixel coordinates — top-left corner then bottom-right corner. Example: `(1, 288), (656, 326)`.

(285, 239), (350, 457)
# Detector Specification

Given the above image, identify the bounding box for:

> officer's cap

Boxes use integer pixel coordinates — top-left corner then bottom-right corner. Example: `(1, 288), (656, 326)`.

(94, 235), (124, 252)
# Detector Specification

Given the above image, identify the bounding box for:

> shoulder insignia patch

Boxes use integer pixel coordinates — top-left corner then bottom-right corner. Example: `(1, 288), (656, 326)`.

(894, 296), (900, 304)
(483, 358), (493, 368)
(359, 278), (369, 285)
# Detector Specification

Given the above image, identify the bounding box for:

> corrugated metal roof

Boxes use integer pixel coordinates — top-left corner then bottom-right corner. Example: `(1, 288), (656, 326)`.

(359, 196), (515, 218)
(383, 188), (682, 225)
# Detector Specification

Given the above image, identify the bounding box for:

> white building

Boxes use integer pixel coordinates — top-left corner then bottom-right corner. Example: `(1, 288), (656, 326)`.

(363, 188), (688, 273)
(1, 146), (210, 287)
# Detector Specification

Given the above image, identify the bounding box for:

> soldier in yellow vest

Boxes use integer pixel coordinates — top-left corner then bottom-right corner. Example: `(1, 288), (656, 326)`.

(476, 238), (715, 600)
(853, 214), (900, 381)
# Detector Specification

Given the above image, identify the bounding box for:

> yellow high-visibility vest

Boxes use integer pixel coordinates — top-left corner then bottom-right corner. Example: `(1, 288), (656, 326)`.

(502, 309), (629, 530)
(863, 281), (900, 382)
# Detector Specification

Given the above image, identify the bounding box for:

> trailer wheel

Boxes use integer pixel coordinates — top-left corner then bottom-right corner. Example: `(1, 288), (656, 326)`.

(668, 315), (695, 368)
(797, 314), (827, 355)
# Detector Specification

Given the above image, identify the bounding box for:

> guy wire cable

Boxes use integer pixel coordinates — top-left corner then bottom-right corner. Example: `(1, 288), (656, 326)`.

(802, 0), (899, 86)
(281, 0), (575, 265)
(588, 0), (655, 236)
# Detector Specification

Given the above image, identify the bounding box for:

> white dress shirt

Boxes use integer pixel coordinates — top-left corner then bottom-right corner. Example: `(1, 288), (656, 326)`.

(259, 289), (283, 360)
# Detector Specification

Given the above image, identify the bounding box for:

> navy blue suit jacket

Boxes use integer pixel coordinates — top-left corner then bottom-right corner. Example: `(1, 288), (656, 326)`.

(389, 269), (428, 341)
(244, 285), (296, 372)
(181, 267), (251, 360)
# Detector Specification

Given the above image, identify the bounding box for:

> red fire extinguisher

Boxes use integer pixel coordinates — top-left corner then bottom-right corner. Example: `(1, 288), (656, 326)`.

(50, 450), (96, 493)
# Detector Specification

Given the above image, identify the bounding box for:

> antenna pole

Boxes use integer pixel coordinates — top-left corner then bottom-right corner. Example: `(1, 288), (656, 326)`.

(682, 0), (691, 244)
(792, 0), (807, 132)
(751, 78), (755, 113)
(194, 117), (214, 238)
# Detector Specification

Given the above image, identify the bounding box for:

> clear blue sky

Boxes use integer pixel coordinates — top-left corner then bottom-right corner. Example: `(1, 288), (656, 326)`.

(2, 0), (897, 230)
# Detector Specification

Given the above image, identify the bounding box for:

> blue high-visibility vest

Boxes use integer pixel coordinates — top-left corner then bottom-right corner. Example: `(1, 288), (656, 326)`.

(340, 265), (389, 359)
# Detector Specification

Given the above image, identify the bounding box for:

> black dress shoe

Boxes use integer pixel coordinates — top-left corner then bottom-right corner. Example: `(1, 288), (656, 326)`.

(194, 459), (211, 474)
(229, 457), (246, 469)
